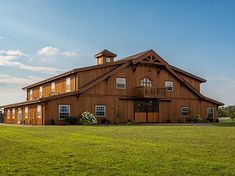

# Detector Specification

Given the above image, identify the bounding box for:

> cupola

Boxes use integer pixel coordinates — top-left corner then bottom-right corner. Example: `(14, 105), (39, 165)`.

(94, 49), (117, 65)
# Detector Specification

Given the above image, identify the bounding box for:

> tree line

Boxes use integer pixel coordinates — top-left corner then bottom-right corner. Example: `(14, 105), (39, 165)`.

(219, 105), (235, 119)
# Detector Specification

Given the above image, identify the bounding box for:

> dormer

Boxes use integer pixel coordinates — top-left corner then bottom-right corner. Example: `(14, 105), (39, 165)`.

(95, 49), (117, 65)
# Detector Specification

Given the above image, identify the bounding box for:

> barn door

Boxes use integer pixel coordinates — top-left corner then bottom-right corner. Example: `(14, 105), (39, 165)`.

(134, 100), (159, 123)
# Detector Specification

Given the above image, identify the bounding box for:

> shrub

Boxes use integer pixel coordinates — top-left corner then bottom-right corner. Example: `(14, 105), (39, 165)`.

(65, 117), (77, 125)
(192, 114), (202, 123)
(49, 119), (55, 125)
(80, 112), (97, 125)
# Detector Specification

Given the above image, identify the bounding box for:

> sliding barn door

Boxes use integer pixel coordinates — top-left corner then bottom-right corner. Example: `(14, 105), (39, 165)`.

(134, 100), (159, 123)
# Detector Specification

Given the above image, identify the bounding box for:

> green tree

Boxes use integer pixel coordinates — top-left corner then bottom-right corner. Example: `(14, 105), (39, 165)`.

(230, 112), (235, 121)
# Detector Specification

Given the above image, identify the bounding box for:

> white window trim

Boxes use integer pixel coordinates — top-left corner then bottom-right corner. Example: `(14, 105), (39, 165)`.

(66, 77), (71, 92)
(39, 86), (43, 98)
(116, 77), (126, 89)
(7, 109), (10, 119)
(165, 81), (173, 92)
(25, 107), (28, 119)
(106, 58), (111, 62)
(140, 77), (152, 87)
(207, 107), (214, 118)
(12, 108), (15, 119)
(37, 105), (42, 118)
(51, 82), (55, 93)
(58, 105), (70, 120)
(181, 106), (190, 117)
(95, 105), (106, 117)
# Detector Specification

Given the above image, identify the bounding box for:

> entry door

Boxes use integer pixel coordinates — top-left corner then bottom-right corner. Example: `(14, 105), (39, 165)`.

(134, 100), (159, 123)
(18, 108), (22, 124)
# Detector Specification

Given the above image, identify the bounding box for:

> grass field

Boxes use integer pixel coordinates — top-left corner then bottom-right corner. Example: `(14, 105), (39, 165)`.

(0, 123), (235, 176)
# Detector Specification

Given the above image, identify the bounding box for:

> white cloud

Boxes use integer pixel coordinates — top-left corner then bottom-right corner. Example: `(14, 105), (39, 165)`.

(37, 46), (59, 56)
(0, 49), (28, 57)
(0, 74), (43, 86)
(0, 49), (62, 74)
(63, 51), (79, 57)
(37, 46), (79, 57)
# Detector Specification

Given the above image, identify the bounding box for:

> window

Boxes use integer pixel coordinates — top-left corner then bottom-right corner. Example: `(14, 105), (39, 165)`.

(29, 89), (33, 100)
(18, 108), (22, 123)
(134, 100), (159, 112)
(37, 105), (42, 118)
(97, 58), (102, 65)
(51, 82), (55, 93)
(106, 58), (111, 62)
(140, 77), (152, 87)
(207, 108), (214, 119)
(7, 109), (10, 119)
(165, 81), (173, 91)
(25, 107), (28, 119)
(116, 78), (126, 89)
(12, 108), (15, 119)
(95, 105), (106, 117)
(181, 107), (190, 117)
(39, 86), (43, 98)
(66, 77), (70, 92)
(59, 105), (70, 120)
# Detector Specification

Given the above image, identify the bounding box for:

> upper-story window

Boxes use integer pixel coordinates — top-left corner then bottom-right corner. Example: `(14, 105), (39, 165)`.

(207, 107), (214, 119)
(37, 105), (42, 118)
(106, 58), (111, 62)
(97, 58), (102, 65)
(25, 107), (28, 119)
(66, 78), (71, 92)
(12, 108), (15, 119)
(116, 78), (126, 89)
(51, 82), (55, 94)
(29, 89), (33, 100)
(39, 86), (43, 98)
(140, 77), (152, 87)
(165, 81), (173, 91)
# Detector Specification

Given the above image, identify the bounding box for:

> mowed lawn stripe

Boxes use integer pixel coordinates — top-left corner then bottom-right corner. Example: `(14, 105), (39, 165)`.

(0, 125), (234, 176)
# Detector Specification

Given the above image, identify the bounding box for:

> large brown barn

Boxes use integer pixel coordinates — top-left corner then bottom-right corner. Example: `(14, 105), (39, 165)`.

(0, 49), (223, 125)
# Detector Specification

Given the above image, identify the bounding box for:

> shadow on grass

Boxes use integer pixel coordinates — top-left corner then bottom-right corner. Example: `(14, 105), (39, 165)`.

(212, 121), (235, 127)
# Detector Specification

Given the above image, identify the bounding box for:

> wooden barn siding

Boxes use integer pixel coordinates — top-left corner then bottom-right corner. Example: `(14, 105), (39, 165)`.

(78, 65), (120, 88)
(27, 75), (76, 100)
(83, 64), (198, 99)
(3, 62), (218, 125)
(178, 73), (201, 91)
(159, 99), (218, 122)
(4, 105), (44, 125)
(43, 95), (217, 124)
(44, 94), (132, 124)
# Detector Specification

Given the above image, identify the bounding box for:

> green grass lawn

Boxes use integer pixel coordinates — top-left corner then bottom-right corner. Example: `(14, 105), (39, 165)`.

(0, 124), (235, 176)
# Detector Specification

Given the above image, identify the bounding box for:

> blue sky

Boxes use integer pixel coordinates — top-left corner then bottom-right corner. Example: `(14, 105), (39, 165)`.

(0, 0), (234, 106)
